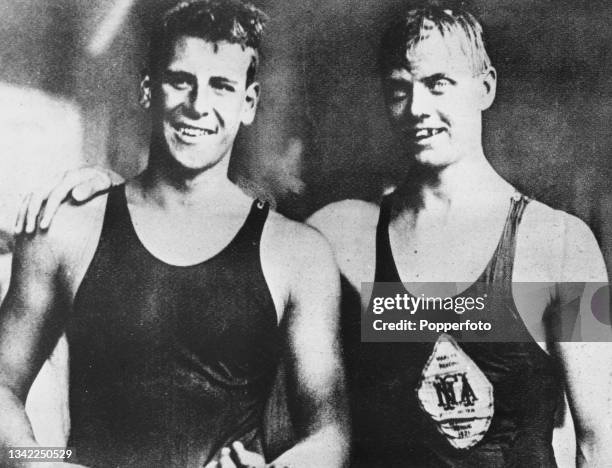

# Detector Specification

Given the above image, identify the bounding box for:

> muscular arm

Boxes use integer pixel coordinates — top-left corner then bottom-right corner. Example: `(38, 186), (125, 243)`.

(552, 215), (612, 467)
(0, 231), (68, 465)
(270, 230), (350, 467)
(306, 200), (379, 293)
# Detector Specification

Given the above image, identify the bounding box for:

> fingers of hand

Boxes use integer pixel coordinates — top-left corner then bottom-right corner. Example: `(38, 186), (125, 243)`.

(39, 170), (96, 229)
(41, 169), (97, 229)
(16, 171), (67, 233)
(218, 447), (237, 468)
(104, 167), (124, 185)
(41, 166), (116, 229)
(29, 170), (71, 232)
(14, 193), (32, 235)
(231, 441), (266, 468)
(25, 189), (48, 234)
(70, 181), (95, 203)
(38, 177), (73, 230)
(203, 458), (220, 468)
(14, 166), (119, 233)
(71, 172), (113, 203)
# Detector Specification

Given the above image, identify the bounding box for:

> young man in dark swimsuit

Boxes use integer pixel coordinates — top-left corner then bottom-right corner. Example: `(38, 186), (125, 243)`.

(1, 2), (348, 467)
(307, 7), (611, 467)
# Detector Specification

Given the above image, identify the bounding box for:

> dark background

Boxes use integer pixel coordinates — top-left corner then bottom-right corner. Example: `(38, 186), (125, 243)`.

(0, 0), (610, 266)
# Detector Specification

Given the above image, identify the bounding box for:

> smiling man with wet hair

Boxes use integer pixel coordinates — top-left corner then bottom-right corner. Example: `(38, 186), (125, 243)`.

(0, 2), (349, 467)
(308, 6), (612, 467)
(148, 0), (266, 87)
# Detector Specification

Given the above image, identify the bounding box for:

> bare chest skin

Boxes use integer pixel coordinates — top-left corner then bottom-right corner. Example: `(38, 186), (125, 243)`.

(127, 196), (252, 267)
(388, 205), (508, 283)
(334, 199), (556, 351)
(61, 191), (287, 324)
(130, 195), (288, 323)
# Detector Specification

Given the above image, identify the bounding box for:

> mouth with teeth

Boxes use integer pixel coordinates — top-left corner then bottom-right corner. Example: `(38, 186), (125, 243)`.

(409, 127), (446, 142)
(172, 122), (218, 141)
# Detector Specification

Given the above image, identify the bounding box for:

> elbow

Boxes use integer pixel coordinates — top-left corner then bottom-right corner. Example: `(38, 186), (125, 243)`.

(576, 425), (612, 465)
(320, 398), (352, 467)
(315, 422), (352, 468)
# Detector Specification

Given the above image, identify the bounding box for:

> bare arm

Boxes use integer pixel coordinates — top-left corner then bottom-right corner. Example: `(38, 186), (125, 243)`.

(269, 230), (349, 467)
(219, 228), (349, 468)
(553, 216), (612, 467)
(0, 230), (69, 466)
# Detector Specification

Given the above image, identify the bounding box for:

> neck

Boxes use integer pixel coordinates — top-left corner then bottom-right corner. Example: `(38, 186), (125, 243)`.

(136, 142), (241, 208)
(394, 150), (511, 214)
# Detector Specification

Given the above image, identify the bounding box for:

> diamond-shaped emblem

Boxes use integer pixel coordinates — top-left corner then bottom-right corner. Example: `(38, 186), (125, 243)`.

(416, 334), (494, 449)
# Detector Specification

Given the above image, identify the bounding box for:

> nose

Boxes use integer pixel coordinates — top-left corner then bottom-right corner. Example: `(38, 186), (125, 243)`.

(187, 85), (210, 117)
(409, 82), (431, 118)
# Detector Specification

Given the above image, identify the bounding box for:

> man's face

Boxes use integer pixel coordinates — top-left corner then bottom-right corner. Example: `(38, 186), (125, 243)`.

(383, 30), (494, 168)
(147, 36), (259, 172)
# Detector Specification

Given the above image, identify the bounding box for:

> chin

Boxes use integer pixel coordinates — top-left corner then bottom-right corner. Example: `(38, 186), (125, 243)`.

(168, 147), (223, 172)
(412, 149), (457, 168)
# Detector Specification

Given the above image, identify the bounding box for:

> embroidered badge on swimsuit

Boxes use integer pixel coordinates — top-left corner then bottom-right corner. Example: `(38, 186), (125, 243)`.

(416, 334), (494, 450)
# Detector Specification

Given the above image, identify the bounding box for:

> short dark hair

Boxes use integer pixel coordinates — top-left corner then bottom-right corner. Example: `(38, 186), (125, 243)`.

(379, 6), (491, 76)
(148, 0), (268, 86)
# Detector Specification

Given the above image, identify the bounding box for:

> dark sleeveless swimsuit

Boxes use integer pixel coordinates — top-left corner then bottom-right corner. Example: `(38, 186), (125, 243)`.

(346, 194), (562, 467)
(68, 185), (280, 467)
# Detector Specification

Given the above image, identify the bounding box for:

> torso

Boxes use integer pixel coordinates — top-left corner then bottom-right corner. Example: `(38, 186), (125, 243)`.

(59, 185), (285, 467)
(309, 192), (567, 468)
(60, 181), (288, 320)
(312, 193), (564, 347)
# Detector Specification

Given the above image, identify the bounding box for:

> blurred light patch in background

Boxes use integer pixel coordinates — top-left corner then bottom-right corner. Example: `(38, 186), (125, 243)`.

(87, 0), (135, 57)
(0, 83), (83, 233)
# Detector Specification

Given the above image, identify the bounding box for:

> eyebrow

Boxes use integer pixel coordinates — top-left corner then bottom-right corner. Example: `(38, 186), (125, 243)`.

(385, 76), (412, 86)
(162, 69), (240, 86)
(162, 70), (194, 81)
(425, 73), (449, 81)
(210, 76), (239, 86)
(387, 72), (457, 82)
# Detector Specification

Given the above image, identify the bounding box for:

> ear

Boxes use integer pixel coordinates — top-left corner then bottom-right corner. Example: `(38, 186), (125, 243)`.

(479, 66), (497, 111)
(139, 72), (152, 109)
(241, 81), (260, 126)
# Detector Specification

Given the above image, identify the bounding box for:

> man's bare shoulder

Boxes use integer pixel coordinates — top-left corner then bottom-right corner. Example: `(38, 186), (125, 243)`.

(15, 193), (108, 273)
(8, 193), (108, 303)
(307, 199), (379, 247)
(306, 200), (380, 287)
(308, 199), (379, 231)
(519, 199), (562, 237)
(518, 199), (606, 281)
(521, 199), (596, 248)
(265, 209), (335, 265)
(46, 193), (107, 248)
(261, 209), (340, 320)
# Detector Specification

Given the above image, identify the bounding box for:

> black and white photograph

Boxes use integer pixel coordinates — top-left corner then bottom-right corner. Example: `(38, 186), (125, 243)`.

(0, 0), (610, 467)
